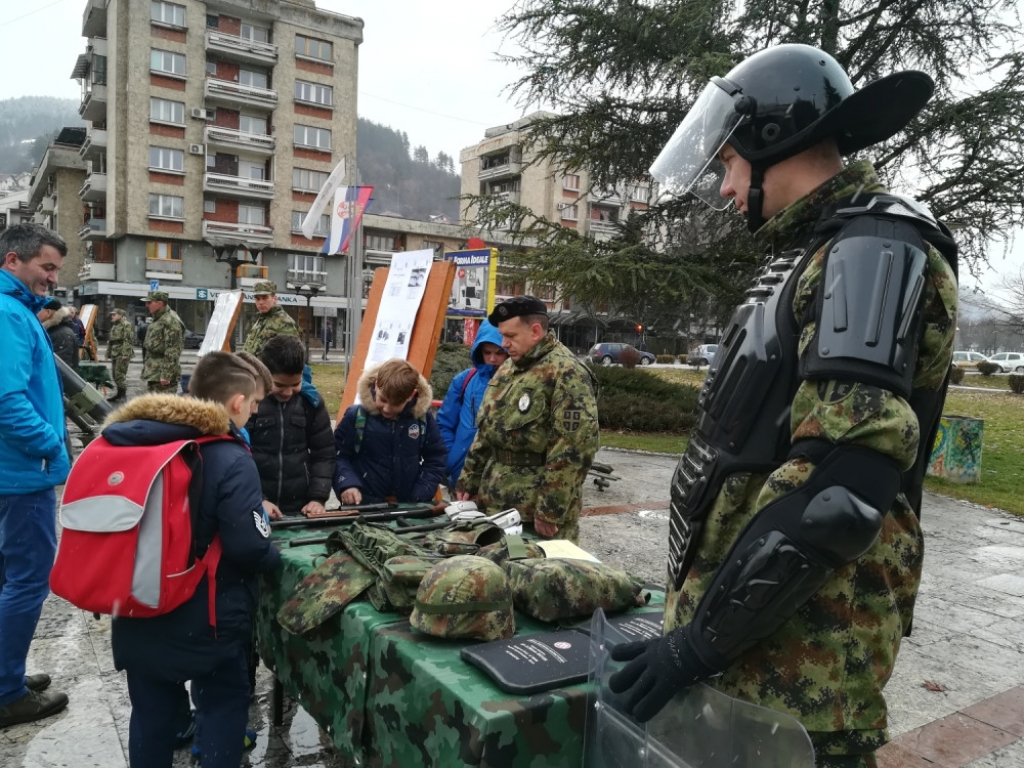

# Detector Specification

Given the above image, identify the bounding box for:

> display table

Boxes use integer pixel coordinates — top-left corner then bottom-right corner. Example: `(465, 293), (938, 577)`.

(256, 524), (663, 767)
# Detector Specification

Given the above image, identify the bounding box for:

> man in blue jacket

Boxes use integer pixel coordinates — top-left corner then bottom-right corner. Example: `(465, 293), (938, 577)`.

(0, 224), (71, 728)
(436, 320), (508, 489)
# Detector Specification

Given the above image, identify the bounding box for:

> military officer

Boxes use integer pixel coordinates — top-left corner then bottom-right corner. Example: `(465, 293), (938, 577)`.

(243, 281), (299, 356)
(105, 307), (134, 401)
(456, 295), (599, 543)
(141, 290), (184, 393)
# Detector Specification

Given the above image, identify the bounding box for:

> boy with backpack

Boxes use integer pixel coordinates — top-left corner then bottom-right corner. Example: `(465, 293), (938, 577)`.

(436, 320), (508, 489)
(61, 351), (281, 767)
(333, 358), (448, 505)
(247, 335), (334, 519)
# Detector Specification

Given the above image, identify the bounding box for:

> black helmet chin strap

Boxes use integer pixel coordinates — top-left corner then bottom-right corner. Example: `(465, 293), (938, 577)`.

(745, 164), (766, 232)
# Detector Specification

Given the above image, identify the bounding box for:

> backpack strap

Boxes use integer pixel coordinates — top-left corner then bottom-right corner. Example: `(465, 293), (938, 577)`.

(459, 367), (478, 402)
(354, 405), (367, 455)
(190, 435), (237, 632)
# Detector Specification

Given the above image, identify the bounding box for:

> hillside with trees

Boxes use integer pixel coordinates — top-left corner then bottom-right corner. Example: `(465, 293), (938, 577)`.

(0, 97), (83, 175)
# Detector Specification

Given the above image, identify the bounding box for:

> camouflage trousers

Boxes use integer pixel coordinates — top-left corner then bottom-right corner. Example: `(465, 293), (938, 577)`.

(147, 380), (179, 394)
(815, 754), (877, 768)
(523, 516), (579, 545)
(111, 357), (130, 388)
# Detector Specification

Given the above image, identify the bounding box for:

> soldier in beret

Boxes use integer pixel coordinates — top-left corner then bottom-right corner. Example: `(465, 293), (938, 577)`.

(243, 281), (299, 357)
(141, 290), (184, 393)
(456, 296), (599, 543)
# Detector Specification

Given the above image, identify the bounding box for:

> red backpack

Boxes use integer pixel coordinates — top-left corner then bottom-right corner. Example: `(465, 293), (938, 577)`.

(51, 435), (227, 626)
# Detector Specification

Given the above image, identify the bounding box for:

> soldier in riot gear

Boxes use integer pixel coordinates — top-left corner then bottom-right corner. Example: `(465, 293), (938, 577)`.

(608, 44), (958, 768)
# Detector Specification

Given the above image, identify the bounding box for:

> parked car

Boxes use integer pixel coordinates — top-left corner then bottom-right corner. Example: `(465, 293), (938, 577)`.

(183, 329), (205, 349)
(952, 350), (990, 369)
(687, 344), (719, 367)
(987, 352), (1024, 373)
(588, 342), (655, 367)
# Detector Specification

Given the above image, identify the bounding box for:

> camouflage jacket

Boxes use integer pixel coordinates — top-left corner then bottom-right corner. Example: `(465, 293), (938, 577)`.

(106, 318), (134, 361)
(457, 332), (599, 530)
(142, 306), (184, 383)
(666, 162), (958, 754)
(243, 305), (299, 356)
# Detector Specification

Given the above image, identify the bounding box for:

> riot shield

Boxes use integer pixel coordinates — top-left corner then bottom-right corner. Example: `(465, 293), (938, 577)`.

(584, 609), (815, 768)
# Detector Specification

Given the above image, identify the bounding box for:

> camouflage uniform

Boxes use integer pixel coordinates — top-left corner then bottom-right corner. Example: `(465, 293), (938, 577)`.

(142, 305), (184, 393)
(457, 332), (599, 543)
(243, 305), (299, 357)
(665, 162), (958, 760)
(106, 314), (134, 389)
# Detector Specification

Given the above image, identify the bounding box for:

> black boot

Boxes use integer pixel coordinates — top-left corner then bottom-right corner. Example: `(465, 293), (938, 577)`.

(110, 386), (127, 402)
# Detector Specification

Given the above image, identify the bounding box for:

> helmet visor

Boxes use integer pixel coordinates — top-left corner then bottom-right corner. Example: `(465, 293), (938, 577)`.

(650, 82), (742, 211)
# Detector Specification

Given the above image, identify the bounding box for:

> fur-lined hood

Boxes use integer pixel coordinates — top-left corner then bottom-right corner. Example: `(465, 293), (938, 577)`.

(42, 306), (74, 330)
(356, 363), (433, 419)
(103, 394), (231, 436)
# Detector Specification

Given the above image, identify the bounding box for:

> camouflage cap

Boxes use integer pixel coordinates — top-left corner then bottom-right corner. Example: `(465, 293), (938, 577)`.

(488, 295), (547, 326)
(410, 555), (515, 641)
(110, 307), (126, 317)
(253, 281), (277, 295)
(143, 290), (169, 303)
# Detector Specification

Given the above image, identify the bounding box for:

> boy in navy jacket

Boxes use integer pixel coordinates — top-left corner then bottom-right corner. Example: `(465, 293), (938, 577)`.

(106, 352), (281, 768)
(333, 359), (447, 505)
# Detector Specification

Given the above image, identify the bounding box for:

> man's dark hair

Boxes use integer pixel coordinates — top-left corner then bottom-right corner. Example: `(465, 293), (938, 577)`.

(261, 334), (306, 375)
(0, 223), (68, 263)
(522, 313), (549, 331)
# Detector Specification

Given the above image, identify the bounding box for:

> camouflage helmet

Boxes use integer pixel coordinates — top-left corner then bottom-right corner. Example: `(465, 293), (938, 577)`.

(410, 555), (515, 641)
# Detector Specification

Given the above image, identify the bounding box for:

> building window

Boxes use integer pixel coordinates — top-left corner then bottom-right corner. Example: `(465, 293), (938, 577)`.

(149, 194), (184, 219)
(560, 203), (578, 221)
(364, 233), (395, 252)
(206, 61), (217, 76)
(206, 14), (218, 28)
(92, 55), (108, 86)
(289, 253), (326, 278)
(151, 1), (185, 27)
(150, 97), (185, 124)
(239, 160), (265, 180)
(149, 146), (184, 172)
(146, 241), (182, 260)
(292, 168), (329, 193)
(150, 49), (186, 77)
(203, 199), (216, 213)
(237, 115), (267, 135)
(422, 240), (444, 255)
(293, 124), (331, 150)
(630, 184), (650, 203)
(238, 204), (265, 226)
(238, 69), (269, 89)
(240, 23), (269, 43)
(496, 279), (524, 297)
(296, 34), (332, 61)
(294, 80), (333, 107)
(291, 211), (330, 235)
(563, 173), (580, 191)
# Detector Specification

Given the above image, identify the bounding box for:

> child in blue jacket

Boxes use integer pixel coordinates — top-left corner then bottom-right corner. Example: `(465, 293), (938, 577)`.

(334, 359), (448, 505)
(436, 320), (508, 488)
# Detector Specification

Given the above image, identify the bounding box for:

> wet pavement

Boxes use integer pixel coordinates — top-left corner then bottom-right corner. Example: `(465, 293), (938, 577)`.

(3, 356), (1024, 765)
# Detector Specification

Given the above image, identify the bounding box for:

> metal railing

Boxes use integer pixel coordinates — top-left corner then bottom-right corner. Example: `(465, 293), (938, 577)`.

(204, 125), (275, 152)
(205, 30), (278, 62)
(203, 173), (274, 198)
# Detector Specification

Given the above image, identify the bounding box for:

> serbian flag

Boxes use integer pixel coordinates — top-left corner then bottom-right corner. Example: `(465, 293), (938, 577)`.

(325, 186), (373, 255)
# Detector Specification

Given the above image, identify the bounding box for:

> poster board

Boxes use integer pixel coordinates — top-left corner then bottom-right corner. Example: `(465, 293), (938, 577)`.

(444, 248), (498, 319)
(79, 304), (99, 361)
(197, 290), (244, 356)
(339, 259), (456, 418)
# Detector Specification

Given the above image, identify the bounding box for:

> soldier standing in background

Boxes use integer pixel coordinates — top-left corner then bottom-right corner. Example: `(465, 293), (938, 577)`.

(243, 281), (299, 357)
(457, 296), (599, 543)
(106, 307), (134, 401)
(141, 290), (184, 393)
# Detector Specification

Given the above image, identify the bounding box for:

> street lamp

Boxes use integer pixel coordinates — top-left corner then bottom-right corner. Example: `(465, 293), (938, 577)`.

(294, 283), (323, 361)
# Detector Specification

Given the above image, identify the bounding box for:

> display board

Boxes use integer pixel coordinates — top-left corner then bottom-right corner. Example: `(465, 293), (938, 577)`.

(78, 304), (99, 361)
(444, 248), (498, 318)
(197, 290), (244, 356)
(339, 259), (456, 417)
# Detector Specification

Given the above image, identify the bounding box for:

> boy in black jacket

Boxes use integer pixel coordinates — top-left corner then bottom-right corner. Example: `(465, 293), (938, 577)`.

(247, 335), (335, 518)
(106, 352), (281, 768)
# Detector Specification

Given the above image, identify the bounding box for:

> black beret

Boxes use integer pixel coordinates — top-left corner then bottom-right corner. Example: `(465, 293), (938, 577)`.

(488, 295), (547, 325)
(43, 298), (63, 310)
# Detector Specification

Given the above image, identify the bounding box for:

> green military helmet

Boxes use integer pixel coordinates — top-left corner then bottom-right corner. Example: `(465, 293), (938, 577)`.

(410, 555), (515, 641)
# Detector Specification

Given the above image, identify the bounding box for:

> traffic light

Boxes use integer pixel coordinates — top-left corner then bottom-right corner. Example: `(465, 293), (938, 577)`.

(636, 324), (643, 332)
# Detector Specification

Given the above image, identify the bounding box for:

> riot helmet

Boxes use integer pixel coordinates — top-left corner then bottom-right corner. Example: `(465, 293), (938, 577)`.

(651, 44), (934, 229)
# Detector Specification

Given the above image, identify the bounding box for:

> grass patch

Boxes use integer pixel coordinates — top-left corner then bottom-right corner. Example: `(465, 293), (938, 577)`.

(952, 375), (1011, 391)
(601, 431), (687, 454)
(309, 364), (346, 420)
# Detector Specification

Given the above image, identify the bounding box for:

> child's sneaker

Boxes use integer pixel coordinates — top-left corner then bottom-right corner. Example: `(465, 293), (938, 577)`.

(174, 710), (196, 747)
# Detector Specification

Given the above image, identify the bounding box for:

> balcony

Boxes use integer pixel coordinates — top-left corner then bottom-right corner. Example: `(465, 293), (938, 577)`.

(80, 128), (107, 159)
(364, 248), (396, 267)
(235, 264), (268, 288)
(202, 220), (274, 248)
(37, 195), (55, 215)
(203, 172), (274, 199)
(588, 219), (620, 239)
(82, 0), (107, 37)
(205, 78), (278, 112)
(145, 258), (183, 282)
(78, 218), (106, 240)
(478, 160), (522, 181)
(591, 186), (623, 206)
(490, 190), (520, 206)
(79, 261), (114, 281)
(205, 31), (278, 66)
(286, 269), (328, 288)
(204, 125), (275, 155)
(79, 84), (108, 122)
(79, 171), (107, 203)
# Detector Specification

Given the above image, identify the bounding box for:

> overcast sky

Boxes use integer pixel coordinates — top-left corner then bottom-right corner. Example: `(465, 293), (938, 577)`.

(1, 0), (1020, 295)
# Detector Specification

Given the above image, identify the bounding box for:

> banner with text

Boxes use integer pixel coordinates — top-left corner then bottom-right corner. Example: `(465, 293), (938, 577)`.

(444, 248), (498, 319)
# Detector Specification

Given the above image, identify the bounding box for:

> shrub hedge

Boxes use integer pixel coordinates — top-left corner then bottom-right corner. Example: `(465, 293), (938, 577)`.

(619, 346), (641, 369)
(1009, 374), (1024, 394)
(591, 365), (699, 433)
(678, 354), (688, 364)
(977, 360), (1000, 376)
(948, 366), (965, 385)
(429, 342), (473, 401)
(656, 354), (676, 364)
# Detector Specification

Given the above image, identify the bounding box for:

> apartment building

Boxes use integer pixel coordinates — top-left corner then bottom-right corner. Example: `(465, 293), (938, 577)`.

(64, 0), (361, 337)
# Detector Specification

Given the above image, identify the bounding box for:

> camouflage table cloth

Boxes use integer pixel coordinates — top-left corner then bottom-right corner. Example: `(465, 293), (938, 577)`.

(256, 524), (664, 767)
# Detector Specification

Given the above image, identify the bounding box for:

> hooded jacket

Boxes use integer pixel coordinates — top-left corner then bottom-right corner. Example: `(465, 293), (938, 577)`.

(0, 269), (70, 494)
(43, 306), (80, 372)
(333, 365), (448, 504)
(104, 395), (281, 677)
(246, 386), (335, 515)
(436, 320), (505, 487)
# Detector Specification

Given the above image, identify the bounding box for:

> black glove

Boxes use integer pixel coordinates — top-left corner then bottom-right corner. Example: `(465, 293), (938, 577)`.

(607, 626), (724, 722)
